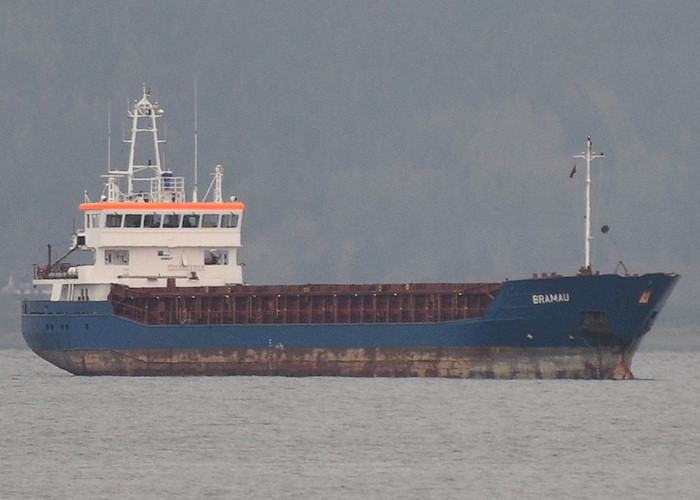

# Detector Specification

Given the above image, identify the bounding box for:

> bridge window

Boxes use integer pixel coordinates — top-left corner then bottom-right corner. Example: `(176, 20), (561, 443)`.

(105, 214), (122, 228)
(201, 214), (219, 228)
(162, 214), (181, 228)
(221, 213), (239, 228)
(86, 213), (100, 228)
(144, 213), (162, 228)
(124, 214), (142, 228)
(182, 214), (200, 228)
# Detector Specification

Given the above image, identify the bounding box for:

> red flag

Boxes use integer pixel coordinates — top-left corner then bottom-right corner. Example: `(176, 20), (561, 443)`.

(569, 162), (576, 178)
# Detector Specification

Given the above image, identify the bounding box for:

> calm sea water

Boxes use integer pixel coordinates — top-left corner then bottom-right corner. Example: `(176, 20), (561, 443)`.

(1, 347), (698, 499)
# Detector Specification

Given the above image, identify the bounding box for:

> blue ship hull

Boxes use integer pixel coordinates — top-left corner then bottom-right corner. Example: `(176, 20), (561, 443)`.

(21, 273), (679, 378)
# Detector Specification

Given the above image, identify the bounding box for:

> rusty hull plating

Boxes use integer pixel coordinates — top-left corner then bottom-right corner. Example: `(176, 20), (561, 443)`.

(34, 345), (636, 379)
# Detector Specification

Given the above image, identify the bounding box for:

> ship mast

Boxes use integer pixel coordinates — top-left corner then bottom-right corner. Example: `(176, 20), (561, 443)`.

(123, 85), (165, 197)
(573, 136), (604, 274)
(103, 85), (184, 203)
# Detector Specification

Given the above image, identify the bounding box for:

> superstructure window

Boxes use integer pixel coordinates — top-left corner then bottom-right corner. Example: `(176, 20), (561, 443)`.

(105, 214), (122, 228)
(204, 249), (229, 265)
(105, 249), (129, 265)
(162, 214), (181, 228)
(124, 214), (142, 228)
(201, 214), (219, 228)
(143, 213), (162, 228)
(221, 213), (239, 228)
(182, 214), (200, 228)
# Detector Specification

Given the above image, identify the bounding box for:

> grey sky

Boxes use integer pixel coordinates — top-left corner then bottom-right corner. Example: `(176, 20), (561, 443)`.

(1, 2), (698, 330)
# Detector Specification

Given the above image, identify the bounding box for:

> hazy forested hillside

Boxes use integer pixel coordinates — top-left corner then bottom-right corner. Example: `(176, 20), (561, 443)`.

(2, 2), (698, 341)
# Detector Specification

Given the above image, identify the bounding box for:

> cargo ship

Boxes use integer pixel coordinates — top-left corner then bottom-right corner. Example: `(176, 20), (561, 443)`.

(22, 87), (679, 378)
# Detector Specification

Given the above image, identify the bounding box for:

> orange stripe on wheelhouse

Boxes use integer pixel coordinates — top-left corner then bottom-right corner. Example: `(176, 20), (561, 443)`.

(79, 201), (245, 211)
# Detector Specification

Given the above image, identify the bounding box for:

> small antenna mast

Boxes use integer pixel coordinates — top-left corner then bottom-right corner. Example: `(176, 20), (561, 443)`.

(193, 77), (199, 202)
(573, 136), (604, 274)
(107, 100), (111, 172)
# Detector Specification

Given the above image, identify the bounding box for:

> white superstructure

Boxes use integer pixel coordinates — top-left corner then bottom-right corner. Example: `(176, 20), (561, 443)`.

(35, 86), (245, 301)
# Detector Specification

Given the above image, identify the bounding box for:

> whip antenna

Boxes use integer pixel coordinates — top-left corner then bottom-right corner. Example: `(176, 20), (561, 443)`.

(193, 78), (199, 202)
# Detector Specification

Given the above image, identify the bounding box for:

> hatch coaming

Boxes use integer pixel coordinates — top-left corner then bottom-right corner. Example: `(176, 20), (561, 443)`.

(109, 282), (504, 326)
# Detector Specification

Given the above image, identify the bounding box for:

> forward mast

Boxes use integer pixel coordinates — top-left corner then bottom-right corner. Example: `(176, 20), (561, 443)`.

(573, 136), (604, 274)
